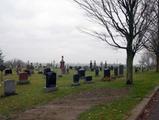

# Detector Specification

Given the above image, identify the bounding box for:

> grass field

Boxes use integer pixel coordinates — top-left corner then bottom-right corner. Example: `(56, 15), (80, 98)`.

(0, 69), (159, 120)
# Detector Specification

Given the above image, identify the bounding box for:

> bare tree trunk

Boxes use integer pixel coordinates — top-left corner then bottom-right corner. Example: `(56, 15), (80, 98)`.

(126, 51), (134, 85)
(156, 55), (159, 72)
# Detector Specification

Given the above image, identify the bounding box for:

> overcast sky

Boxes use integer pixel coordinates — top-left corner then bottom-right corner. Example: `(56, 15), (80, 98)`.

(0, 0), (141, 65)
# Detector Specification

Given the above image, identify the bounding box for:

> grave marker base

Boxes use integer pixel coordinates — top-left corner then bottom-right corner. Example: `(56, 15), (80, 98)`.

(71, 83), (80, 86)
(1, 93), (18, 98)
(44, 87), (57, 92)
(17, 80), (30, 85)
(84, 81), (93, 84)
(101, 77), (111, 81)
(4, 92), (18, 97)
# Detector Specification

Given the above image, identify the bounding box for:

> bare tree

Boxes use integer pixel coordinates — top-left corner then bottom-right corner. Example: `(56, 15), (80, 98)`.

(143, 0), (159, 72)
(4, 59), (26, 68)
(74, 0), (152, 84)
(139, 51), (156, 68)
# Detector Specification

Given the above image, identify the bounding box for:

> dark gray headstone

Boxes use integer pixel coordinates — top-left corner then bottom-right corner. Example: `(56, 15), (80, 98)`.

(95, 68), (99, 76)
(46, 72), (56, 88)
(5, 68), (12, 75)
(45, 71), (57, 92)
(104, 68), (110, 78)
(84, 76), (93, 84)
(72, 74), (80, 86)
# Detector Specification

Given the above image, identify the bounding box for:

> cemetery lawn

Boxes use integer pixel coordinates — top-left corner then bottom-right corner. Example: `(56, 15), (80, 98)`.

(0, 70), (159, 120)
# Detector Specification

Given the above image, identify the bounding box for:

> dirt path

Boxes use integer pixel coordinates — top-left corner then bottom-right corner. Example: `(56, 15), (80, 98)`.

(8, 88), (128, 120)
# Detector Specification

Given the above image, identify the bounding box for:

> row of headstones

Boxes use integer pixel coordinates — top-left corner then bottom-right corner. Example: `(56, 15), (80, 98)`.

(77, 65), (124, 77)
(4, 68), (34, 76)
(2, 65), (124, 96)
(134, 66), (153, 73)
(72, 65), (124, 85)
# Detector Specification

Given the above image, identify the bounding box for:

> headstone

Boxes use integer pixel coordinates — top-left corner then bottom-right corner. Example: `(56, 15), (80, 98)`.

(78, 68), (85, 79)
(0, 65), (6, 71)
(18, 72), (29, 84)
(135, 67), (139, 73)
(72, 74), (80, 86)
(30, 63), (34, 74)
(95, 67), (99, 76)
(100, 62), (103, 71)
(94, 60), (96, 69)
(114, 67), (118, 76)
(104, 68), (110, 78)
(90, 60), (93, 71)
(45, 71), (57, 92)
(69, 66), (73, 69)
(119, 65), (124, 76)
(24, 69), (31, 76)
(43, 68), (51, 75)
(5, 68), (12, 75)
(4, 80), (16, 96)
(84, 76), (93, 83)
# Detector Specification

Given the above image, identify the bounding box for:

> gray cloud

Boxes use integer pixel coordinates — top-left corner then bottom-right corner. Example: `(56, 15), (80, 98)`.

(0, 0), (140, 64)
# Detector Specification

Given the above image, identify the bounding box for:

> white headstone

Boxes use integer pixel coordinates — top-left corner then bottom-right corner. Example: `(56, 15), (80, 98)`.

(4, 80), (16, 96)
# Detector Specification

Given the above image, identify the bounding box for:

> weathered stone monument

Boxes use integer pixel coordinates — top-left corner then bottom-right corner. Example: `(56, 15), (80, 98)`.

(45, 71), (57, 92)
(60, 56), (65, 74)
(4, 80), (16, 96)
